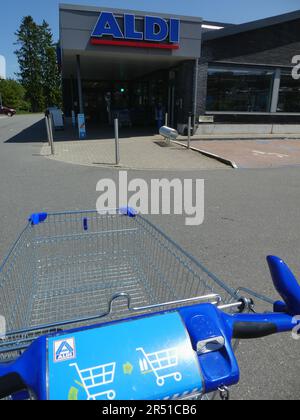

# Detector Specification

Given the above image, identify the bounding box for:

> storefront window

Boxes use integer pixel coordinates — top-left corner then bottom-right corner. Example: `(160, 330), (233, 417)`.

(206, 66), (274, 112)
(277, 73), (300, 112)
(132, 82), (149, 107)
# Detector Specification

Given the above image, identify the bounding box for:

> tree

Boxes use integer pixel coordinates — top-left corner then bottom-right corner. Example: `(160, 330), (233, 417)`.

(39, 21), (62, 108)
(14, 16), (62, 112)
(15, 16), (45, 112)
(0, 79), (30, 111)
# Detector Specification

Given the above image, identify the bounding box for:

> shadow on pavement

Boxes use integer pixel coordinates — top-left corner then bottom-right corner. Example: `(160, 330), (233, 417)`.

(53, 122), (158, 142)
(5, 117), (158, 144)
(5, 119), (48, 143)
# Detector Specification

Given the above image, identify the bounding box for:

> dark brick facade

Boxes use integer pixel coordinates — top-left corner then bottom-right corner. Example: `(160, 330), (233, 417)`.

(196, 61), (209, 115)
(175, 61), (195, 124)
(202, 19), (300, 66)
(197, 17), (300, 122)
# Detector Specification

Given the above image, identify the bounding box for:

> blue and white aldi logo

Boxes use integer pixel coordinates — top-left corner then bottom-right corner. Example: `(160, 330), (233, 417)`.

(54, 338), (76, 363)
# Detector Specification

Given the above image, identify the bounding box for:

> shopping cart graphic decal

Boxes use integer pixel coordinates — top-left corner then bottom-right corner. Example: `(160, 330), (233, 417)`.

(47, 312), (203, 400)
(137, 347), (182, 387)
(70, 362), (116, 400)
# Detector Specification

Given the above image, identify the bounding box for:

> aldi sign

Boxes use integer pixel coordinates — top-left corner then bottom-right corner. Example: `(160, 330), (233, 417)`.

(91, 12), (180, 49)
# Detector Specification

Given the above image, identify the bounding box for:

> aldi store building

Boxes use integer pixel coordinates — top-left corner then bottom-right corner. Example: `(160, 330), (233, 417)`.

(59, 4), (300, 133)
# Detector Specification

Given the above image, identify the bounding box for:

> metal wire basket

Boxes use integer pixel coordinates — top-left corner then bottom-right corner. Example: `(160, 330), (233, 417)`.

(0, 210), (240, 363)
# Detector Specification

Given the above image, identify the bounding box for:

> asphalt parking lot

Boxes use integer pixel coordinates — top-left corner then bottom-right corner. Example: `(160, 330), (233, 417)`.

(0, 114), (299, 400)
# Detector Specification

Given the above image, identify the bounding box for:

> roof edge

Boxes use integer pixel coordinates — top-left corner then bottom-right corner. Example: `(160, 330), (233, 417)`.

(59, 3), (203, 22)
(203, 9), (300, 41)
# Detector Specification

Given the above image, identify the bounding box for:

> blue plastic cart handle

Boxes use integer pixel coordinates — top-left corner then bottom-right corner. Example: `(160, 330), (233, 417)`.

(268, 255), (300, 315)
(224, 256), (300, 339)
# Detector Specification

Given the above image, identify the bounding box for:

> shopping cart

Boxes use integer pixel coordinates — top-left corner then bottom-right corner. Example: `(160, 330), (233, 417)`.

(0, 209), (299, 400)
(137, 347), (182, 387)
(70, 362), (116, 400)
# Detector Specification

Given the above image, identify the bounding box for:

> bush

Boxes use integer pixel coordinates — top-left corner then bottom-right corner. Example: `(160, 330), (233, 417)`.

(0, 79), (30, 111)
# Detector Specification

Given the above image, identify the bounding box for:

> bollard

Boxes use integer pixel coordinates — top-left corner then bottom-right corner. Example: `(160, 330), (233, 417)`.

(48, 115), (55, 155)
(114, 118), (120, 165)
(187, 115), (192, 150)
(45, 116), (51, 147)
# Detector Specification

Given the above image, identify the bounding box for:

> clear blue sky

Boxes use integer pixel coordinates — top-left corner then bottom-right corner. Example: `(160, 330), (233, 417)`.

(1, 0), (300, 78)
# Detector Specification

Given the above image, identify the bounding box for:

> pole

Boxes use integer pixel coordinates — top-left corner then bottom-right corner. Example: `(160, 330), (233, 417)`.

(0, 93), (2, 108)
(48, 115), (55, 155)
(193, 59), (199, 130)
(270, 68), (281, 113)
(187, 114), (192, 150)
(165, 113), (168, 127)
(45, 116), (51, 146)
(76, 55), (84, 114)
(114, 118), (120, 165)
(171, 86), (175, 128)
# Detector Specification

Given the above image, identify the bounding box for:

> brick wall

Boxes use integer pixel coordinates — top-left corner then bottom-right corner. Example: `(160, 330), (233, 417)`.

(175, 60), (211, 126)
(197, 18), (300, 120)
(175, 61), (195, 124)
(196, 61), (208, 115)
(202, 19), (300, 66)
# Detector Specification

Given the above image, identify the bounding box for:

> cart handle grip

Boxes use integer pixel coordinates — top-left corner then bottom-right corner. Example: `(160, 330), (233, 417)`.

(232, 321), (278, 339)
(0, 373), (26, 399)
(267, 256), (300, 315)
(223, 310), (299, 340)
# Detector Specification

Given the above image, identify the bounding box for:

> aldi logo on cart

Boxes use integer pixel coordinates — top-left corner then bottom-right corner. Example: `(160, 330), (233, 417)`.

(54, 338), (76, 363)
(91, 12), (180, 50)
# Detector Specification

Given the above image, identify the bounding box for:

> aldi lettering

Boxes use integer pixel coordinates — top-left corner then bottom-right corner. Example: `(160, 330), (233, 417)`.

(91, 12), (180, 49)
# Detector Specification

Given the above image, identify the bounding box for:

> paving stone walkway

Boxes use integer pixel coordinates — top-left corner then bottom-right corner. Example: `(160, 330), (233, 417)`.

(41, 136), (227, 171)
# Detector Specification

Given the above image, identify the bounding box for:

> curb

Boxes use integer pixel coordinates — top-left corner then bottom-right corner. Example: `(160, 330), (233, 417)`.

(180, 135), (300, 142)
(173, 141), (238, 169)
